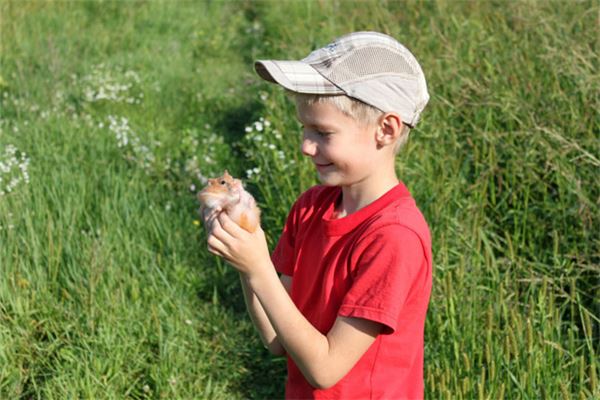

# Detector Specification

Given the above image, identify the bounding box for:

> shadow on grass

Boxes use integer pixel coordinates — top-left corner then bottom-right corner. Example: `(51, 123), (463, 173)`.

(192, 94), (288, 396)
(194, 253), (287, 399)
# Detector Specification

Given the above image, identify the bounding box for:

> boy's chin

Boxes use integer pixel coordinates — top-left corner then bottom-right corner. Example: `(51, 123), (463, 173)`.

(316, 171), (342, 186)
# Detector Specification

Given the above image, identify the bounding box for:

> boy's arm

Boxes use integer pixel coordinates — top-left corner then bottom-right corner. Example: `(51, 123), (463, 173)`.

(207, 213), (382, 389)
(240, 273), (291, 356)
(203, 207), (291, 355)
(246, 265), (382, 389)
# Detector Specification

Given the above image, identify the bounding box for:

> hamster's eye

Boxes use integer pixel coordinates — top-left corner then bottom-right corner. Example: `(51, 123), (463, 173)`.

(220, 180), (226, 185)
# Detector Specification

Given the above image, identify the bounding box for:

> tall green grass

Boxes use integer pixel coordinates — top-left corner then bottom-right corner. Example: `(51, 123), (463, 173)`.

(1, 0), (598, 398)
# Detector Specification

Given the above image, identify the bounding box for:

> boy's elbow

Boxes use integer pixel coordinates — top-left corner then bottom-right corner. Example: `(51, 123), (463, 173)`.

(269, 345), (286, 357)
(310, 376), (338, 391)
(304, 345), (347, 389)
(311, 379), (335, 391)
(307, 369), (342, 390)
(265, 340), (286, 356)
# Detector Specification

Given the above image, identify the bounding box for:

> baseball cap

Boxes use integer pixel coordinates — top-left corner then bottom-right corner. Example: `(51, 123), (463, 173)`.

(255, 31), (429, 127)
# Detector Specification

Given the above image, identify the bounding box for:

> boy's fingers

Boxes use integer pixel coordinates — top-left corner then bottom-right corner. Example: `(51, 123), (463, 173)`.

(218, 212), (245, 237)
(207, 235), (227, 257)
(211, 217), (237, 243)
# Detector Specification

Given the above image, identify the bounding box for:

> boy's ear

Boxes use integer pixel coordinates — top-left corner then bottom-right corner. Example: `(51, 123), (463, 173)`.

(375, 113), (403, 148)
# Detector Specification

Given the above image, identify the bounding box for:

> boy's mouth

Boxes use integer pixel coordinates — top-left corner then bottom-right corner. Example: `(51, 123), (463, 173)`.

(315, 162), (333, 171)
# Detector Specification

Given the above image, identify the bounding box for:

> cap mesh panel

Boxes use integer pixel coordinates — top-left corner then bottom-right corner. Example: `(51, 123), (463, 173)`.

(315, 46), (417, 84)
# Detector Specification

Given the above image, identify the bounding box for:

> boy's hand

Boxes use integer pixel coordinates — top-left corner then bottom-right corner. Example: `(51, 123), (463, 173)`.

(206, 212), (271, 277)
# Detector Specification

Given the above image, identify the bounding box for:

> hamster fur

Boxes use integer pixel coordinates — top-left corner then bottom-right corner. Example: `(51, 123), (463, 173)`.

(197, 170), (260, 233)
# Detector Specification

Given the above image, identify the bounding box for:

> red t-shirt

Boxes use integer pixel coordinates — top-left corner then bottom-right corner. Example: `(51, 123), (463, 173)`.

(271, 182), (432, 399)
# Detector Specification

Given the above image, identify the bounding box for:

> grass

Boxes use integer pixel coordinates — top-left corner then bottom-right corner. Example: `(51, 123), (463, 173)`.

(1, 0), (598, 398)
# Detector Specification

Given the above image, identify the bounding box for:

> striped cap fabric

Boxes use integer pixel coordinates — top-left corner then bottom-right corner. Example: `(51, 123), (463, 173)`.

(255, 31), (429, 127)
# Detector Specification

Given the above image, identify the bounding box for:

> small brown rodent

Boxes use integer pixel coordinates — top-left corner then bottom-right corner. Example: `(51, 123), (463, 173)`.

(197, 170), (261, 233)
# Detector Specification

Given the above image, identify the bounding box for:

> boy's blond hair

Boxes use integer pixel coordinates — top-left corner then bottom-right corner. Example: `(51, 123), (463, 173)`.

(292, 93), (411, 154)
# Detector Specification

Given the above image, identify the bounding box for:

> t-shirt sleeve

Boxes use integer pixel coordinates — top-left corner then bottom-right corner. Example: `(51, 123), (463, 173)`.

(271, 198), (301, 276)
(338, 224), (427, 334)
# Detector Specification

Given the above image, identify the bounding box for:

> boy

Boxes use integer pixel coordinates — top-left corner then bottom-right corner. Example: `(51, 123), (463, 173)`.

(204, 32), (432, 399)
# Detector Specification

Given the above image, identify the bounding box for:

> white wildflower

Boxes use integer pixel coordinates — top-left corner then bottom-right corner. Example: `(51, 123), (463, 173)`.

(82, 64), (142, 104)
(0, 144), (30, 196)
(197, 173), (208, 185)
(105, 115), (156, 171)
(185, 157), (199, 175)
(246, 167), (261, 179)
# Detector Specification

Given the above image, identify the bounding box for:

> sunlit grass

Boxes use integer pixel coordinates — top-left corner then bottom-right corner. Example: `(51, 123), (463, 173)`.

(1, 0), (598, 398)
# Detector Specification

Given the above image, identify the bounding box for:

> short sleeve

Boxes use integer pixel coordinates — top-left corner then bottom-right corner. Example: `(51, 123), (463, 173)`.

(338, 225), (427, 334)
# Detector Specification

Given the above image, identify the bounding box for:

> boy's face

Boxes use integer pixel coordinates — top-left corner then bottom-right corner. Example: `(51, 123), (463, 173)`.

(297, 101), (381, 188)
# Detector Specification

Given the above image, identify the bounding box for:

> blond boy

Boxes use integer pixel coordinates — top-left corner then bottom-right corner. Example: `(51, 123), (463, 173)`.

(205, 32), (432, 399)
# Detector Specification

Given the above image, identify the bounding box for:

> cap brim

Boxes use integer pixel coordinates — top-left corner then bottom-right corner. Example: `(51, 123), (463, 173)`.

(255, 60), (344, 94)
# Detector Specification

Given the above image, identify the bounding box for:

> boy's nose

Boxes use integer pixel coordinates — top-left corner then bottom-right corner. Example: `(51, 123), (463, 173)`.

(301, 137), (318, 157)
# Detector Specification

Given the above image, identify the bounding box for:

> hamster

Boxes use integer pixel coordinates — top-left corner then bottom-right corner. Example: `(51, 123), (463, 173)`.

(197, 170), (261, 233)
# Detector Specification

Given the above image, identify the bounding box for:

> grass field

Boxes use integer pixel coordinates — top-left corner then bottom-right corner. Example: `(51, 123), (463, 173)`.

(1, 0), (598, 398)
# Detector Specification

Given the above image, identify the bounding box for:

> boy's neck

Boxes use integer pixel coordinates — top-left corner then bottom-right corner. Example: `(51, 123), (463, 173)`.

(335, 172), (399, 218)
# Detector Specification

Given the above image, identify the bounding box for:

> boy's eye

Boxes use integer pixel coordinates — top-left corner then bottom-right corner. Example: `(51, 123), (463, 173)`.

(301, 125), (333, 138)
(313, 130), (333, 138)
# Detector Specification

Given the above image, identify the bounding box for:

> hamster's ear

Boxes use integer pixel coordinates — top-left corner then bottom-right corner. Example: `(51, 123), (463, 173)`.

(223, 170), (231, 178)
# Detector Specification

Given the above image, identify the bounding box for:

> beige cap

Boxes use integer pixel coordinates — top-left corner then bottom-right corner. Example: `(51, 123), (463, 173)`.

(255, 31), (429, 127)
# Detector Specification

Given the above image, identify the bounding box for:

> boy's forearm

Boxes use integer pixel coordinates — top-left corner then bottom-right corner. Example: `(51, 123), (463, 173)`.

(239, 274), (285, 355)
(245, 264), (334, 389)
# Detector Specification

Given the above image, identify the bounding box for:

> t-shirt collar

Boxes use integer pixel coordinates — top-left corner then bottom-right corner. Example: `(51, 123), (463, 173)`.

(323, 182), (411, 236)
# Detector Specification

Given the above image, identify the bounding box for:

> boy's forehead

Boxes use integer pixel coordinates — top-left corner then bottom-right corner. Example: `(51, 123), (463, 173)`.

(296, 101), (348, 126)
